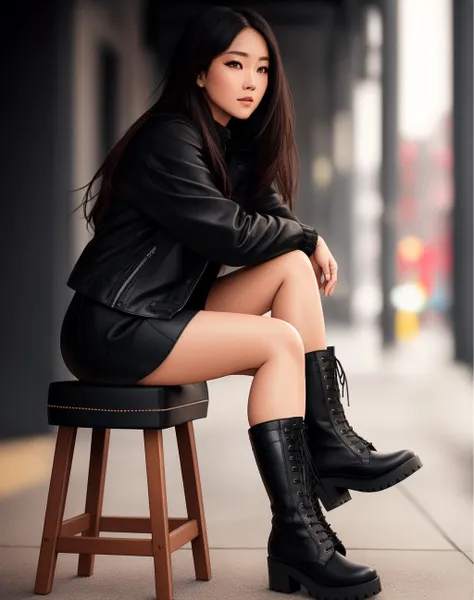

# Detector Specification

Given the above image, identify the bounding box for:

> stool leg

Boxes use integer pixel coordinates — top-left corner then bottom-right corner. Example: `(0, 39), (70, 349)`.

(144, 429), (173, 600)
(77, 428), (110, 577)
(175, 422), (212, 581)
(34, 426), (77, 594)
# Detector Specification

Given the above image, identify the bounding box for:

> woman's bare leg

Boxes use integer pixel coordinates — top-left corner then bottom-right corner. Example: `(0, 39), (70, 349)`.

(138, 311), (305, 426)
(205, 250), (327, 377)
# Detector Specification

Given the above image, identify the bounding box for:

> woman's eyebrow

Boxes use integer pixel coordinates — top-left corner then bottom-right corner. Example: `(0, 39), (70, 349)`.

(223, 50), (270, 62)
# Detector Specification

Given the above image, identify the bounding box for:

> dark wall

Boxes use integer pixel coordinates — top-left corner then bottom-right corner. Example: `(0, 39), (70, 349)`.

(0, 0), (74, 440)
(452, 0), (473, 368)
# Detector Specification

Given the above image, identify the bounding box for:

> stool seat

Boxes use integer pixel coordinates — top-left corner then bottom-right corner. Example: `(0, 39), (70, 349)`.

(47, 381), (209, 429)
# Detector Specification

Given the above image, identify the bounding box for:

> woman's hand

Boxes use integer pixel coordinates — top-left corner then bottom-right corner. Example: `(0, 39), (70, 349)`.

(309, 236), (338, 296)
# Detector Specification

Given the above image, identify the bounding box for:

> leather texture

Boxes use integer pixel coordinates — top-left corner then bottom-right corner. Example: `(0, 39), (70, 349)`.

(304, 347), (420, 480)
(47, 380), (208, 430)
(59, 290), (209, 386)
(67, 112), (318, 319)
(248, 417), (378, 589)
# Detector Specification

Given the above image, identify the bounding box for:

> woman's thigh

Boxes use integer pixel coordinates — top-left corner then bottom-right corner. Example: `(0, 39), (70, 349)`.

(138, 309), (304, 385)
(205, 250), (312, 315)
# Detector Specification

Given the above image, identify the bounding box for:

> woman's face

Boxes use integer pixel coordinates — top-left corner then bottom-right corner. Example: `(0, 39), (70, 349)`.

(197, 27), (270, 126)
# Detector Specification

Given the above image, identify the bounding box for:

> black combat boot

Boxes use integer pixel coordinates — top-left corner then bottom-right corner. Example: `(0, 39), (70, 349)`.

(248, 416), (382, 600)
(304, 346), (423, 510)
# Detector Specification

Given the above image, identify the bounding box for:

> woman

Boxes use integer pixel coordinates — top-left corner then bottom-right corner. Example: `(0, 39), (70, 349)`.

(63, 6), (422, 599)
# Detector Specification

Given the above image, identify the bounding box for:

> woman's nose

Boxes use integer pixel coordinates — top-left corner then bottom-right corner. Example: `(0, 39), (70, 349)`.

(244, 79), (256, 91)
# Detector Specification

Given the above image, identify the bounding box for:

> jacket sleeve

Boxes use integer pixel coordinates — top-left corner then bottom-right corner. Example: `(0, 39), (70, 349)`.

(124, 118), (318, 266)
(254, 184), (319, 248)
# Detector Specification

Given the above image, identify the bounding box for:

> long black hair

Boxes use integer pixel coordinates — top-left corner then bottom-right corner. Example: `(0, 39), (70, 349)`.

(76, 5), (299, 232)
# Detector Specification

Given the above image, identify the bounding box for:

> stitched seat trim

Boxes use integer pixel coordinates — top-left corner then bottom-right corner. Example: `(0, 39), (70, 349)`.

(47, 398), (208, 413)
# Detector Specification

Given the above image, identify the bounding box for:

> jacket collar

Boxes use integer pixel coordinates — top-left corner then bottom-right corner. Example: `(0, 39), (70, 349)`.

(213, 119), (232, 150)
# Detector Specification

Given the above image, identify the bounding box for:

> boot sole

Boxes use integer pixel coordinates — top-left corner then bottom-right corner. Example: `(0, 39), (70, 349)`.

(321, 455), (423, 492)
(268, 557), (382, 599)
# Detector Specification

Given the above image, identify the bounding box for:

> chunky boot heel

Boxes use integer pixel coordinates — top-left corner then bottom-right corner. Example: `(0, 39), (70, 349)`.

(268, 557), (301, 594)
(269, 558), (381, 600)
(315, 478), (351, 512)
(249, 417), (382, 599)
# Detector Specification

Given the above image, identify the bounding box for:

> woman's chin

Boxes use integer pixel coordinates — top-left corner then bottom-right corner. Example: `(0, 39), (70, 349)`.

(229, 109), (254, 120)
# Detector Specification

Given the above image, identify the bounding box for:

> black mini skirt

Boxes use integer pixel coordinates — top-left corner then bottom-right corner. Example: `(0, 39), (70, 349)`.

(60, 261), (222, 385)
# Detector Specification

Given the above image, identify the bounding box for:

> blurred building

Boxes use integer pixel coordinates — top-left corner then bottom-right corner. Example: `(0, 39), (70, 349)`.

(0, 0), (471, 440)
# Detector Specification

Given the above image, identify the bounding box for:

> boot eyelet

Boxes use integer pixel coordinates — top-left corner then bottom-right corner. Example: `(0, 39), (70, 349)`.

(340, 429), (346, 435)
(334, 420), (339, 424)
(284, 427), (289, 433)
(289, 456), (295, 461)
(358, 449), (364, 453)
(326, 385), (330, 390)
(349, 441), (355, 445)
(330, 409), (335, 414)
(299, 502), (305, 509)
(293, 479), (299, 484)
(324, 547), (332, 553)
(296, 491), (301, 496)
(288, 445), (294, 451)
(291, 466), (297, 472)
(323, 375), (327, 380)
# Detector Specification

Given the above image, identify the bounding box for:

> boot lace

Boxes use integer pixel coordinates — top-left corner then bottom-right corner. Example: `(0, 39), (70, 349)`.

(284, 423), (340, 552)
(321, 355), (376, 451)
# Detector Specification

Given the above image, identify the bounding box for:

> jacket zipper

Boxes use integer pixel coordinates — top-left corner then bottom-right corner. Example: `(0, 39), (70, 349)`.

(111, 245), (156, 308)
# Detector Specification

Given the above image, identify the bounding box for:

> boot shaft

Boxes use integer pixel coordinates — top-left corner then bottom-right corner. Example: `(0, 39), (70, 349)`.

(304, 347), (373, 463)
(248, 417), (338, 563)
(304, 347), (336, 427)
(248, 417), (303, 516)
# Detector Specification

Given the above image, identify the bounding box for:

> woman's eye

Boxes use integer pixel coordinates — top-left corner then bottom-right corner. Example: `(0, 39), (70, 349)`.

(225, 61), (268, 74)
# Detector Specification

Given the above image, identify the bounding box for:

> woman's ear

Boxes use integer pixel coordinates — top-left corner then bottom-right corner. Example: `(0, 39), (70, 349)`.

(196, 73), (205, 88)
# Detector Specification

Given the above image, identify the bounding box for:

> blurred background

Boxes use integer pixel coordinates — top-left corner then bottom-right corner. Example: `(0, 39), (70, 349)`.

(0, 0), (472, 598)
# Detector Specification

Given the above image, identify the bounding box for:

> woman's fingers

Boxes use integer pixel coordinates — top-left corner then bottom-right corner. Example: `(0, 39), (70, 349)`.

(324, 259), (338, 296)
(310, 243), (338, 296)
(320, 266), (330, 291)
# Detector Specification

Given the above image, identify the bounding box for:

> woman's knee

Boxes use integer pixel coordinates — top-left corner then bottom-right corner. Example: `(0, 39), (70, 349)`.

(269, 318), (305, 357)
(273, 250), (315, 283)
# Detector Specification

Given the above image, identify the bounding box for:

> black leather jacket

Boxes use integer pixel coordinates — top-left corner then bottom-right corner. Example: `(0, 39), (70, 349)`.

(67, 112), (318, 319)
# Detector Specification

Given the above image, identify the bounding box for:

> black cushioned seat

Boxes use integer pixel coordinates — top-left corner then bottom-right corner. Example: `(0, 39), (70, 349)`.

(47, 381), (209, 430)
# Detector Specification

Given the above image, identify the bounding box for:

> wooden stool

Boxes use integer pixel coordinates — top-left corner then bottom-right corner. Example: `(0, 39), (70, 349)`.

(34, 380), (211, 600)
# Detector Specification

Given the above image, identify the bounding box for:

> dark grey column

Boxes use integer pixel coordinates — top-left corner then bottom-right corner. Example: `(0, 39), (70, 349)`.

(0, 0), (74, 440)
(452, 0), (473, 367)
(379, 0), (398, 347)
(323, 5), (360, 323)
(276, 4), (361, 324)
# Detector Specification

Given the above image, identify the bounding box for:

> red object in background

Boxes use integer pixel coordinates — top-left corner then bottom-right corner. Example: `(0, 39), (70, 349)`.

(418, 245), (435, 296)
